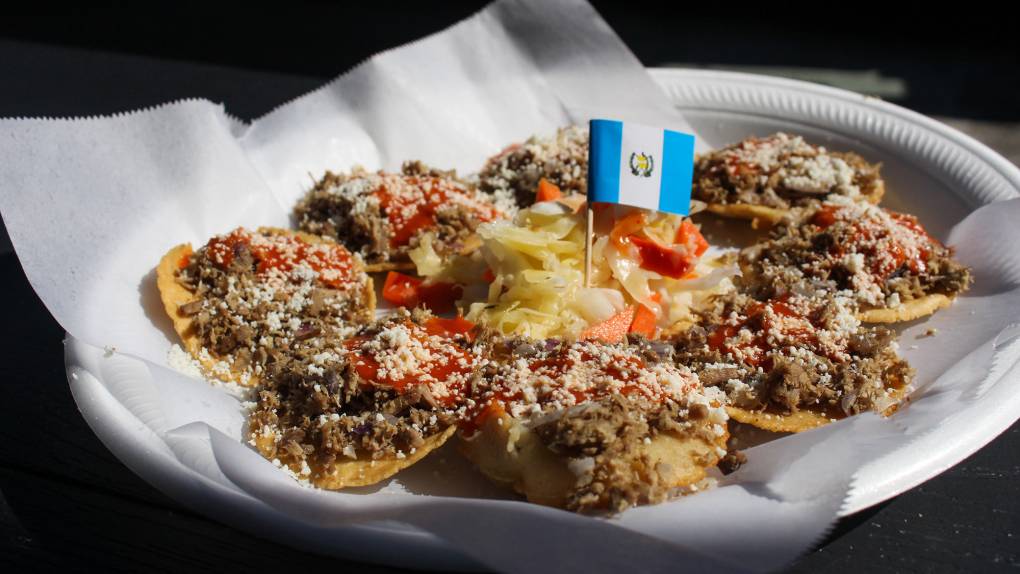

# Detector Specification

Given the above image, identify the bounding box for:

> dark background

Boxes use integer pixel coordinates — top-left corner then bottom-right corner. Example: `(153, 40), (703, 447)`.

(1, 1), (1018, 122)
(1, 2), (1018, 572)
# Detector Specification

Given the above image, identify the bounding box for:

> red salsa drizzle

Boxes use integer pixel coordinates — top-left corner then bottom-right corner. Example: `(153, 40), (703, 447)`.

(423, 315), (477, 341)
(374, 176), (501, 248)
(177, 249), (193, 270)
(810, 205), (932, 279)
(811, 205), (840, 228)
(204, 228), (357, 289)
(343, 319), (474, 406)
(721, 137), (768, 176)
(462, 342), (674, 434)
(724, 154), (758, 177)
(707, 297), (823, 370)
(528, 349), (653, 403)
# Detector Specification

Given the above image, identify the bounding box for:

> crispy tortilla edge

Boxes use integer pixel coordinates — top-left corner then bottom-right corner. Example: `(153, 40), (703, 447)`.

(457, 410), (726, 509)
(253, 424), (456, 489)
(858, 294), (951, 323)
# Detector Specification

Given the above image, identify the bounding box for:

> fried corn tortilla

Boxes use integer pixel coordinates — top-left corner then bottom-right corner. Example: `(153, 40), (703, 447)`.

(458, 412), (575, 507)
(455, 337), (731, 512)
(157, 227), (375, 386)
(857, 293), (952, 323)
(866, 179), (885, 203)
(695, 133), (886, 229)
(459, 410), (726, 509)
(705, 203), (788, 229)
(737, 198), (969, 324)
(734, 261), (956, 326)
(724, 406), (830, 433)
(296, 163), (501, 272)
(704, 180), (885, 230)
(246, 310), (478, 488)
(157, 243), (250, 384)
(253, 425), (456, 488)
(673, 291), (915, 433)
(725, 383), (909, 433)
(364, 260), (417, 273)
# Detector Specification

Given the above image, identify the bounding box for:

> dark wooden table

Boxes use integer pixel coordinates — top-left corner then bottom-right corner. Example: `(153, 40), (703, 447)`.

(2, 25), (1019, 574)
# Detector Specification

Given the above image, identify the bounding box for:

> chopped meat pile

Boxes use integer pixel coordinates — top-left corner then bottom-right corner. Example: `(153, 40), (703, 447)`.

(672, 291), (913, 416)
(469, 336), (728, 512)
(475, 126), (589, 211)
(295, 161), (502, 264)
(693, 132), (883, 209)
(740, 197), (971, 308)
(248, 310), (480, 475)
(176, 228), (372, 383)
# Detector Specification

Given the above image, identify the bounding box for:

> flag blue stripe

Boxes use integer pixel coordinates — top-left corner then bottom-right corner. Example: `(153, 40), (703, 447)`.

(587, 119), (623, 205)
(658, 129), (695, 216)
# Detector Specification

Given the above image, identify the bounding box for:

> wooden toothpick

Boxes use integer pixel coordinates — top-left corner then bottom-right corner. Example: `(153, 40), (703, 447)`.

(584, 201), (594, 288)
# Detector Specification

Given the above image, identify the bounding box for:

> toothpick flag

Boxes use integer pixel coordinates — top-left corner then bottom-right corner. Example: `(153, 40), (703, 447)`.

(584, 119), (696, 287)
(587, 119), (695, 215)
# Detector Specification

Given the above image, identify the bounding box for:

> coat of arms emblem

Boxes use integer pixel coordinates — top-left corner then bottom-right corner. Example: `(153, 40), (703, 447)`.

(629, 152), (654, 177)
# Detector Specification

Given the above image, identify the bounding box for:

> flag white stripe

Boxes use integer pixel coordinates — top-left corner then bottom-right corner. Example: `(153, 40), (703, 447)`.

(616, 123), (665, 211)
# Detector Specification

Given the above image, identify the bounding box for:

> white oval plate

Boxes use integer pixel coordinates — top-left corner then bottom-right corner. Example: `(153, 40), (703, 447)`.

(66, 68), (1020, 568)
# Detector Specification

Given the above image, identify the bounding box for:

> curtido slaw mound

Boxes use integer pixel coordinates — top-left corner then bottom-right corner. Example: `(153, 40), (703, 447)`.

(408, 195), (738, 341)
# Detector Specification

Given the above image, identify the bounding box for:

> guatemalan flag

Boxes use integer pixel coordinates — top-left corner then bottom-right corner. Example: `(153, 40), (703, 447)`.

(587, 119), (696, 215)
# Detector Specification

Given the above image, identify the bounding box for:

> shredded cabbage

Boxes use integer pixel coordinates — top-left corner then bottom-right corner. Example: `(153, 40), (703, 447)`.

(440, 203), (740, 339)
(408, 233), (444, 277)
(409, 232), (488, 284)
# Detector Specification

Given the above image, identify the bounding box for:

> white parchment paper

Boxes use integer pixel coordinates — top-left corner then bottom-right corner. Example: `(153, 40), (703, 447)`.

(3, 0), (1020, 571)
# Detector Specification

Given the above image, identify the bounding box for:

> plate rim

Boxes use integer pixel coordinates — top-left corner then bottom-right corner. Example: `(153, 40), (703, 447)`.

(649, 67), (1020, 208)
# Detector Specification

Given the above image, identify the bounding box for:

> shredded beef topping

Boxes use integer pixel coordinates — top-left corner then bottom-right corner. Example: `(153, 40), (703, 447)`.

(693, 132), (883, 209)
(248, 310), (481, 475)
(475, 126), (589, 211)
(176, 228), (372, 383)
(295, 162), (502, 264)
(673, 291), (913, 416)
(471, 336), (730, 513)
(470, 336), (711, 422)
(740, 197), (971, 307)
(717, 450), (748, 475)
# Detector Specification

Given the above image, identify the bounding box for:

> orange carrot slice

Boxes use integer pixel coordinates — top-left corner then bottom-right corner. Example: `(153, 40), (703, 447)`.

(629, 308), (658, 339)
(675, 219), (709, 257)
(536, 178), (563, 203)
(580, 306), (636, 344)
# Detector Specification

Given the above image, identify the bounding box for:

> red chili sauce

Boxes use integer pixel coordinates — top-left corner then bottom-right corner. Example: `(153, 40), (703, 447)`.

(204, 228), (357, 289)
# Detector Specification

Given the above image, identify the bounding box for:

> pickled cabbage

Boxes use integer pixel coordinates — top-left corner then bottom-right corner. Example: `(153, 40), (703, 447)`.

(460, 203), (736, 339)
